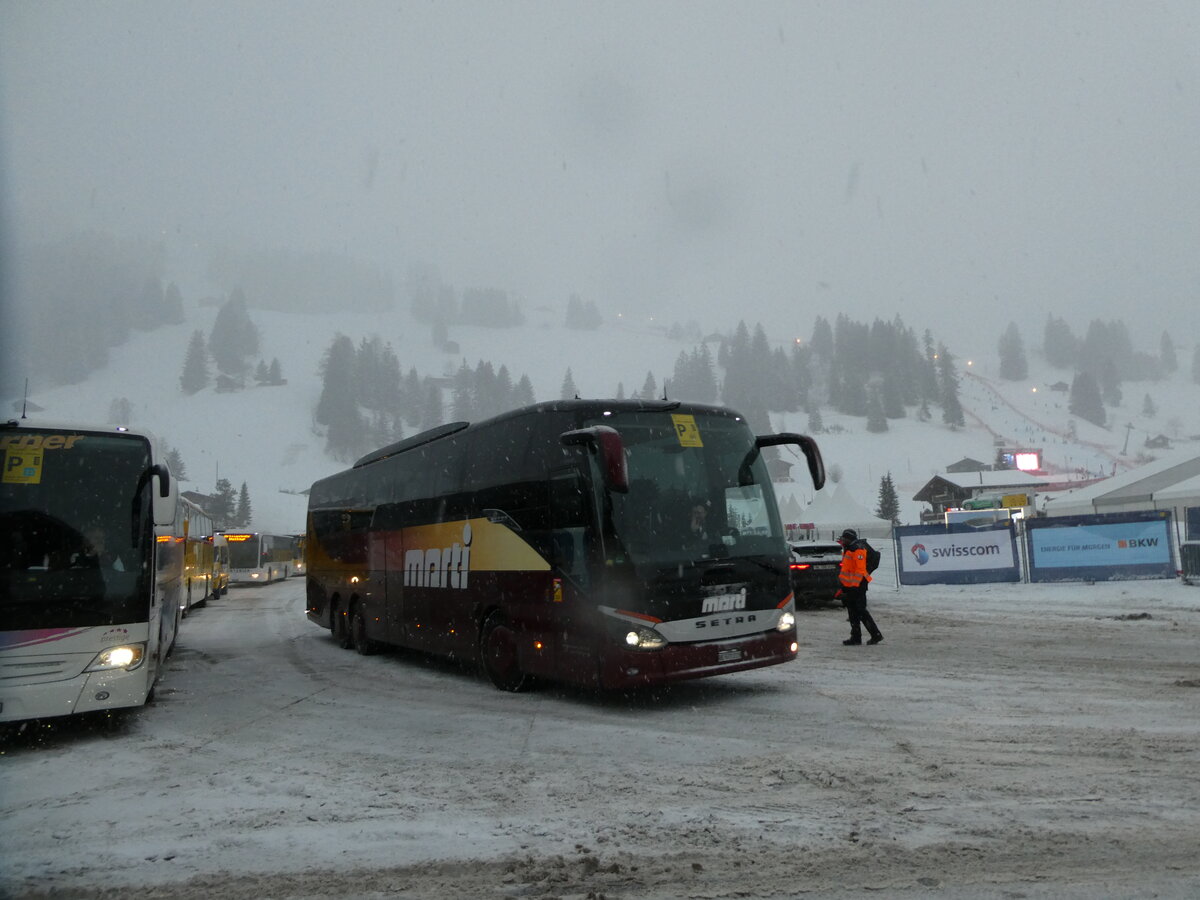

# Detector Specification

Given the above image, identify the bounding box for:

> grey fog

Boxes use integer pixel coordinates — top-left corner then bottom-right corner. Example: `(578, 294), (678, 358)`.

(2, 0), (1198, 375)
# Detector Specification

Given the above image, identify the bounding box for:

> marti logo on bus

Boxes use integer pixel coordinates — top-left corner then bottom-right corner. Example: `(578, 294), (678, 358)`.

(404, 523), (473, 589)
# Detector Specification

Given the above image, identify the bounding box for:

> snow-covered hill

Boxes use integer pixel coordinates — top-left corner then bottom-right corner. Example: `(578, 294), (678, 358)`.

(11, 299), (1199, 534)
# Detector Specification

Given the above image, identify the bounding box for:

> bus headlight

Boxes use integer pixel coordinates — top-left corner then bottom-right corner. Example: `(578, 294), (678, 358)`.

(85, 644), (146, 672)
(776, 611), (796, 632)
(624, 627), (666, 650)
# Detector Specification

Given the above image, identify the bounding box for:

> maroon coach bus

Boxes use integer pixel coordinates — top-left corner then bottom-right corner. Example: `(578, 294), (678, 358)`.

(305, 399), (825, 691)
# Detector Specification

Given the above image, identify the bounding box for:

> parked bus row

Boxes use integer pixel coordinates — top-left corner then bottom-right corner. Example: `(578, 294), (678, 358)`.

(0, 420), (305, 725)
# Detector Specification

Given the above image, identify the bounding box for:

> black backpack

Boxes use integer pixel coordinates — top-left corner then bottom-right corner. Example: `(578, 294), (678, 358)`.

(861, 540), (881, 574)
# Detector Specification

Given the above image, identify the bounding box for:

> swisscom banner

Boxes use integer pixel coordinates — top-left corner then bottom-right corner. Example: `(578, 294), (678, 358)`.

(1025, 510), (1175, 582)
(895, 523), (1020, 586)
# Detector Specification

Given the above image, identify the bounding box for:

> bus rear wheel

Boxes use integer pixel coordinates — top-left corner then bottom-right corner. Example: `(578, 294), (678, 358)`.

(331, 602), (352, 649)
(480, 611), (529, 692)
(350, 603), (378, 655)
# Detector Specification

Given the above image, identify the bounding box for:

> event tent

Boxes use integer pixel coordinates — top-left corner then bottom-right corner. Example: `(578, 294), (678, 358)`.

(1041, 450), (1200, 525)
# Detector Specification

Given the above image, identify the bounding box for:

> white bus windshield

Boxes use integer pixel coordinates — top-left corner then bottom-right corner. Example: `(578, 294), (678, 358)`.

(0, 431), (153, 628)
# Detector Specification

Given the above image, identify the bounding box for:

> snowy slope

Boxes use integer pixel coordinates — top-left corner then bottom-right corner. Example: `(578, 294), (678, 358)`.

(12, 298), (1199, 534)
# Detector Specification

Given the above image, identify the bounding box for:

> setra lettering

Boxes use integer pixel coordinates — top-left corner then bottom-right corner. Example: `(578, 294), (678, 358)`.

(695, 613), (758, 629)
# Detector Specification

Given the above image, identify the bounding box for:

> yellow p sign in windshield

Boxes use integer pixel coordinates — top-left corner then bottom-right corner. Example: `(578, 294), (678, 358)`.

(3, 448), (44, 484)
(671, 414), (703, 448)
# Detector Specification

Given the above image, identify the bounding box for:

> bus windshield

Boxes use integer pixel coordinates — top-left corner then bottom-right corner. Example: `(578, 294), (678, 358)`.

(0, 430), (153, 628)
(587, 411), (785, 568)
(226, 535), (263, 569)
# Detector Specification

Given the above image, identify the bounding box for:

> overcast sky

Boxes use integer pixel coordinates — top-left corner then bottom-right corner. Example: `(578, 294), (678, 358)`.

(2, 1), (1197, 346)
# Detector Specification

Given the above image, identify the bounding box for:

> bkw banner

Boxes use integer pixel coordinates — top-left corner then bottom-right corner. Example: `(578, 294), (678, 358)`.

(1025, 510), (1175, 582)
(895, 522), (1020, 586)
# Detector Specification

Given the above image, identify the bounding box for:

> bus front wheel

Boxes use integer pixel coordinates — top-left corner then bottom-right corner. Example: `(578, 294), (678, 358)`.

(479, 611), (529, 692)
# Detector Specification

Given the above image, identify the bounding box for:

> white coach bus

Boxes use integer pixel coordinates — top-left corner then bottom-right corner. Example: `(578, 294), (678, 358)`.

(1, 420), (182, 723)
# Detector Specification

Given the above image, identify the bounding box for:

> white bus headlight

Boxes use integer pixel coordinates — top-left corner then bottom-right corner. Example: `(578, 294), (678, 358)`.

(85, 643), (146, 672)
(624, 627), (666, 650)
(776, 611), (796, 632)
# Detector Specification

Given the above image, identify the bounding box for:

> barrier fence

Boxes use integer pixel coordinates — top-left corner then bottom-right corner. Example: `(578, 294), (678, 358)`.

(892, 509), (1182, 586)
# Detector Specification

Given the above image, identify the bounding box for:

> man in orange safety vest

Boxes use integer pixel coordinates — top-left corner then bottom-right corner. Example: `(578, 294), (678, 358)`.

(836, 528), (883, 646)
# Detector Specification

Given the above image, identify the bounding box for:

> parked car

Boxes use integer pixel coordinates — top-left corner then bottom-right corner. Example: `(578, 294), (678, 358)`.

(788, 540), (844, 606)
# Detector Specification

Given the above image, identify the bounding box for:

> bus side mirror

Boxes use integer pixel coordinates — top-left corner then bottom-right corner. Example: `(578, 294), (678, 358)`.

(151, 463), (177, 526)
(560, 426), (629, 494)
(743, 433), (826, 491)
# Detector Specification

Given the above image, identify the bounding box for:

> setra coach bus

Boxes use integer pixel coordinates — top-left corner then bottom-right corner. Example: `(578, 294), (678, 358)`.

(305, 399), (825, 691)
(1, 420), (182, 722)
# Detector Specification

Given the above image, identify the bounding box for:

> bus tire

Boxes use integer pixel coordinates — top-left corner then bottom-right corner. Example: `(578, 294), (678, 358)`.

(331, 602), (352, 649)
(350, 603), (378, 655)
(479, 611), (529, 692)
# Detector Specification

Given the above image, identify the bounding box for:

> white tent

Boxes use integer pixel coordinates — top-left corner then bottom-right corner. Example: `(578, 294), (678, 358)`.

(1042, 450), (1200, 519)
(795, 482), (889, 540)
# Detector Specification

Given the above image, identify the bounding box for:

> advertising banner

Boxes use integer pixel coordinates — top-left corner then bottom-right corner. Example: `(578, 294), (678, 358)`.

(1026, 510), (1175, 582)
(895, 523), (1020, 585)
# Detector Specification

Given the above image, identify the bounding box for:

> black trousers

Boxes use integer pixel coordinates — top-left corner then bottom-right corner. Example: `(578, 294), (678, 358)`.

(843, 587), (881, 641)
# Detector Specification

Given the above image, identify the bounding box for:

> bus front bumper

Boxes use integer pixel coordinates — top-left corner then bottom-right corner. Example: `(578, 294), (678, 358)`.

(597, 630), (798, 690)
(0, 668), (151, 723)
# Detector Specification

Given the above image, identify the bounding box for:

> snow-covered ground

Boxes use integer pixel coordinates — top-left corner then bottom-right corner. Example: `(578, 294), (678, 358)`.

(3, 572), (1198, 899)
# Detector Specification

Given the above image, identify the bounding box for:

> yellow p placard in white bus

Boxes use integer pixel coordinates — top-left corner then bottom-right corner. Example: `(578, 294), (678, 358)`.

(3, 449), (44, 484)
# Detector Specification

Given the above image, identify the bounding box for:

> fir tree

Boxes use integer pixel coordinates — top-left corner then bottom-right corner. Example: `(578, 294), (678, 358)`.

(561, 368), (579, 400)
(1099, 359), (1123, 406)
(165, 448), (188, 480)
(495, 364), (515, 409)
(316, 334), (367, 460)
(268, 358), (284, 385)
(866, 388), (888, 433)
(1160, 331), (1177, 374)
(211, 478), (237, 527)
(810, 316), (834, 361)
(998, 322), (1029, 381)
(875, 472), (900, 525)
(881, 375), (906, 419)
(1043, 315), (1077, 368)
(1069, 371), (1107, 426)
(1142, 394), (1157, 417)
(513, 374), (536, 407)
(315, 335), (358, 429)
(180, 330), (210, 395)
(451, 361), (474, 420)
(254, 360), (270, 384)
(235, 482), (253, 528)
(937, 344), (965, 428)
(418, 378), (444, 430)
(639, 371), (657, 401)
(209, 288), (260, 377)
(806, 404), (823, 434)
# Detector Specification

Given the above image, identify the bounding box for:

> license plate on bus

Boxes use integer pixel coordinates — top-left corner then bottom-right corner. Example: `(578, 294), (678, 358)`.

(717, 649), (742, 663)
